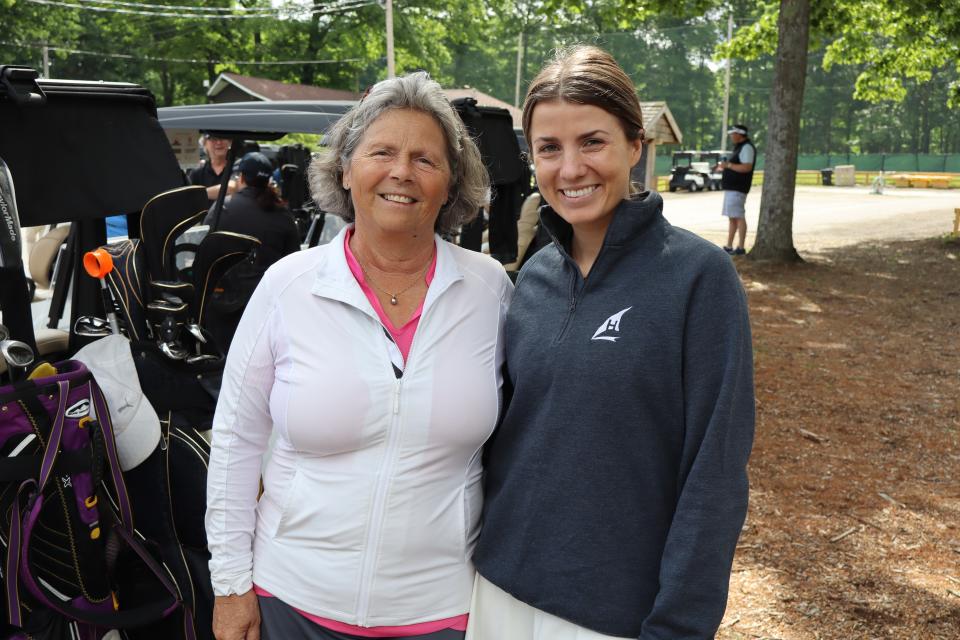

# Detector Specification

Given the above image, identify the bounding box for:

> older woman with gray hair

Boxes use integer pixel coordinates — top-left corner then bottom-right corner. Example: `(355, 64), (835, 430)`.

(205, 71), (512, 640)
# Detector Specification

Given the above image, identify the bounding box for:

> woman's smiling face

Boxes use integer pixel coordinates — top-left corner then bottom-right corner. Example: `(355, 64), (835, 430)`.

(529, 100), (642, 235)
(343, 108), (452, 238)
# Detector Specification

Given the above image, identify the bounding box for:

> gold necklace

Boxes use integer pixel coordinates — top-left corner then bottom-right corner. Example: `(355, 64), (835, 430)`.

(357, 256), (432, 305)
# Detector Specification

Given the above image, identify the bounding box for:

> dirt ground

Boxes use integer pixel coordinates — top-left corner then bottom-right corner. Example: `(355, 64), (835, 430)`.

(717, 236), (960, 639)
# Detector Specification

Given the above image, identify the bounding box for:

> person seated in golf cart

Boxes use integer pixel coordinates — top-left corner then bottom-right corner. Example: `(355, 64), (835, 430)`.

(188, 132), (238, 205)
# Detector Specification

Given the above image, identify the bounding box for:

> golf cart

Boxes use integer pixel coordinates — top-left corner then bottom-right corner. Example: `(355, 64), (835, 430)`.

(668, 151), (707, 192)
(0, 64), (231, 639)
(1, 63), (532, 639)
(696, 150), (726, 191)
(159, 99), (356, 249)
(157, 97), (531, 267)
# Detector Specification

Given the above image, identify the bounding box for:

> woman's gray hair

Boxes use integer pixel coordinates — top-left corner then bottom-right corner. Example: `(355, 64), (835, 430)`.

(308, 71), (488, 234)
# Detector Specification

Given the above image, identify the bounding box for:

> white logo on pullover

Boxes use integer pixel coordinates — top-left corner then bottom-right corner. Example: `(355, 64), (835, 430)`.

(591, 307), (632, 342)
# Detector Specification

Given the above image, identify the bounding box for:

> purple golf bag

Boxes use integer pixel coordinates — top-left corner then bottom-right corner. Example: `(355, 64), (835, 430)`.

(0, 360), (189, 639)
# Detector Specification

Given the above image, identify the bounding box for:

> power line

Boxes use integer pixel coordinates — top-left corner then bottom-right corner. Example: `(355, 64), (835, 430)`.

(0, 39), (364, 65)
(69, 0), (293, 13)
(68, 0), (374, 14)
(24, 0), (376, 19)
(26, 0), (275, 17)
(70, 0), (275, 13)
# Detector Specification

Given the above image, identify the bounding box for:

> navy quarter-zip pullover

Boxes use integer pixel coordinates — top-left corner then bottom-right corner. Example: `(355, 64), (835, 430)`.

(474, 192), (755, 639)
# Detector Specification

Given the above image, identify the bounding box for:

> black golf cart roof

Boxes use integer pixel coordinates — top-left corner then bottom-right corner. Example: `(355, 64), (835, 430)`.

(0, 65), (186, 353)
(0, 67), (185, 226)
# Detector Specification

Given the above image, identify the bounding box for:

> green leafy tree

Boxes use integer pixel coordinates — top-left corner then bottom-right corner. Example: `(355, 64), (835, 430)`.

(722, 0), (960, 262)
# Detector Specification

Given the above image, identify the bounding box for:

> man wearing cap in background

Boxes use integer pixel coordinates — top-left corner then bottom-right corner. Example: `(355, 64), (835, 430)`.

(718, 124), (756, 255)
(188, 133), (237, 205)
(202, 152), (301, 353)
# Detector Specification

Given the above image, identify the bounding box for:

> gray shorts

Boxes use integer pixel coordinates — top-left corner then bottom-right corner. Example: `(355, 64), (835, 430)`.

(722, 190), (748, 218)
(258, 595), (467, 640)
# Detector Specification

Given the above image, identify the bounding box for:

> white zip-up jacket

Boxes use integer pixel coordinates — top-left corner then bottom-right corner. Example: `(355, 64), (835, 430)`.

(205, 225), (512, 627)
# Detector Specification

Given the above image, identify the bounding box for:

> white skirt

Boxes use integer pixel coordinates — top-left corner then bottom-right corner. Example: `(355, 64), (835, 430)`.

(465, 574), (632, 640)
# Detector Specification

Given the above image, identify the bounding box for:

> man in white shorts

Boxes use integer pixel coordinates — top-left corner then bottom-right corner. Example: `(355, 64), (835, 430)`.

(718, 124), (756, 255)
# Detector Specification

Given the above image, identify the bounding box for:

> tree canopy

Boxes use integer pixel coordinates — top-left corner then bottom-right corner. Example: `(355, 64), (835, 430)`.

(1, 0), (957, 155)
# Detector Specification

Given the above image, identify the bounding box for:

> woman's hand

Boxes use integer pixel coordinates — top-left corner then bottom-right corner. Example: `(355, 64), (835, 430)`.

(212, 590), (261, 640)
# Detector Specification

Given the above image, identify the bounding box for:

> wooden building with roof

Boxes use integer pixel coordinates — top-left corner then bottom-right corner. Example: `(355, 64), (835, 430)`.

(207, 72), (361, 102)
(205, 74), (523, 128)
(635, 101), (683, 191)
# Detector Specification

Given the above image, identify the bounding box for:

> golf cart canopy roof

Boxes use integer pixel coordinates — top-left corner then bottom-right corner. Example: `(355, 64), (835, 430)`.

(157, 100), (357, 139)
(0, 66), (185, 226)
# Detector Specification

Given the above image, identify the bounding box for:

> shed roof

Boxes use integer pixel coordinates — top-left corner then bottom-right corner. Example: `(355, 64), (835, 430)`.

(639, 101), (682, 145)
(207, 72), (524, 126)
(208, 72), (360, 102)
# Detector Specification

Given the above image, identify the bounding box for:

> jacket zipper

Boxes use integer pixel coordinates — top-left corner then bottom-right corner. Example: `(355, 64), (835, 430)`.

(554, 241), (611, 342)
(554, 268), (584, 343)
(355, 377), (403, 625)
(351, 267), (456, 625)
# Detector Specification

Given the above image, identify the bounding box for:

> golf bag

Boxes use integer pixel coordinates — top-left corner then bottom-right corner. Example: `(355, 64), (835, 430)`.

(451, 97), (530, 263)
(93, 186), (260, 358)
(277, 143), (327, 247)
(0, 360), (186, 639)
(82, 186), (259, 640)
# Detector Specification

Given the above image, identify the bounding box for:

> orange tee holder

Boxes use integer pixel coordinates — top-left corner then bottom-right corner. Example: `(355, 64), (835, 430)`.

(83, 249), (120, 334)
(83, 248), (114, 279)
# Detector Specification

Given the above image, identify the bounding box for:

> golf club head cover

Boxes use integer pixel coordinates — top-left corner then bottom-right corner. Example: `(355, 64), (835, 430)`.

(0, 156), (23, 271)
(138, 186), (208, 284)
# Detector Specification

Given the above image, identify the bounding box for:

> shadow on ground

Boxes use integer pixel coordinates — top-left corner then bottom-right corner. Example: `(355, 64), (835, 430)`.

(717, 237), (960, 639)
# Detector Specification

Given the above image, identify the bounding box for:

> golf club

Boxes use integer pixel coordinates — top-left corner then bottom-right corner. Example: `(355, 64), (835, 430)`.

(160, 341), (189, 361)
(0, 338), (34, 381)
(186, 354), (219, 365)
(185, 323), (207, 345)
(0, 156), (38, 357)
(74, 315), (112, 338)
(0, 156), (23, 271)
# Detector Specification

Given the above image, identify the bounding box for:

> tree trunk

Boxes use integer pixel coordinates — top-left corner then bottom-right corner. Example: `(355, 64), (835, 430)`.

(302, 1), (323, 86)
(844, 100), (854, 154)
(160, 63), (174, 107)
(823, 65), (834, 154)
(206, 57), (218, 93)
(919, 85), (930, 153)
(749, 0), (809, 263)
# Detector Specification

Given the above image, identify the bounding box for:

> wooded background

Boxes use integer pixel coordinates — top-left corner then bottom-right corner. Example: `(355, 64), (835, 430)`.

(4, 0), (959, 156)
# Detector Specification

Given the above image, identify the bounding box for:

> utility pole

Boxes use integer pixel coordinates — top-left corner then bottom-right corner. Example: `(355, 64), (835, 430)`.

(42, 44), (50, 78)
(385, 0), (396, 78)
(514, 31), (524, 108)
(720, 12), (733, 152)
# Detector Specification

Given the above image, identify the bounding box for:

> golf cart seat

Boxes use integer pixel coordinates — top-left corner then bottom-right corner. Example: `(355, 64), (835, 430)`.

(502, 192), (542, 272)
(27, 223), (70, 290)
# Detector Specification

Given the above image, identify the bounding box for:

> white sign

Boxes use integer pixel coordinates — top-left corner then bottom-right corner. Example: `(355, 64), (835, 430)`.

(165, 128), (201, 170)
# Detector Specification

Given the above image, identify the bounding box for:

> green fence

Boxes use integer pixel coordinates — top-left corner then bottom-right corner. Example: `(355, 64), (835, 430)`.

(655, 153), (960, 175)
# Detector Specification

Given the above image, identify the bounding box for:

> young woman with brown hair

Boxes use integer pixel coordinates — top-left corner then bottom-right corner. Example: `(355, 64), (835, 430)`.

(468, 46), (755, 640)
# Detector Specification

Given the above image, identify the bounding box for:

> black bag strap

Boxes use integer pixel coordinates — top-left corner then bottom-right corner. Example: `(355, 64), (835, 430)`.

(0, 443), (95, 481)
(6, 380), (70, 628)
